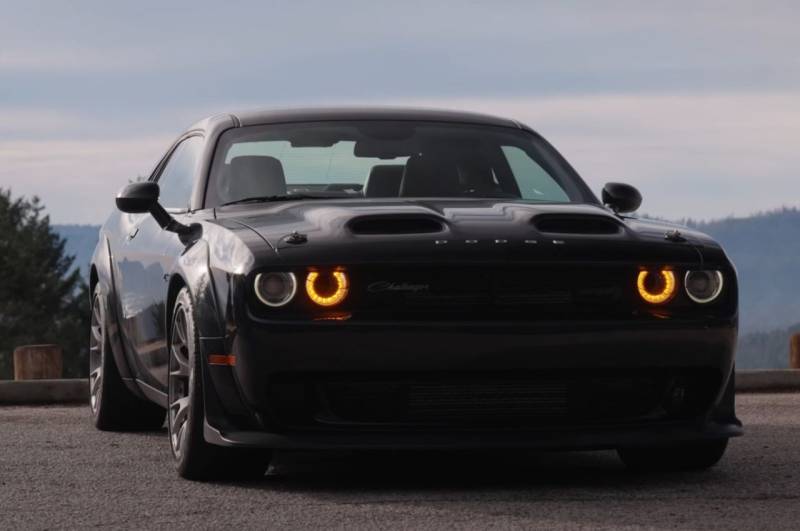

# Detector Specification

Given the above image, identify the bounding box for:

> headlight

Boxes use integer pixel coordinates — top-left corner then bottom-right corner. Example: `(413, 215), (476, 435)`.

(636, 268), (677, 304)
(254, 272), (297, 307)
(684, 270), (724, 303)
(306, 270), (349, 307)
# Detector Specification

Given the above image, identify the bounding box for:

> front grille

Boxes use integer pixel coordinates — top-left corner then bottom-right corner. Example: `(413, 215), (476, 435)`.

(325, 380), (570, 425)
(351, 265), (632, 321)
(270, 369), (720, 429)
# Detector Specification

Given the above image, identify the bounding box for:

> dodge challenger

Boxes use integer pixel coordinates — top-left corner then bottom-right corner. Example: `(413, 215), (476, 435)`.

(89, 107), (742, 480)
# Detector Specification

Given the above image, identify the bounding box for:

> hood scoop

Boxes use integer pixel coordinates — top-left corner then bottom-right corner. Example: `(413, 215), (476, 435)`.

(348, 215), (446, 235)
(532, 214), (623, 235)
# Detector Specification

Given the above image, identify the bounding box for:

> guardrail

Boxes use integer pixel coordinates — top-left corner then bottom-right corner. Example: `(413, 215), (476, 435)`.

(736, 370), (800, 393)
(0, 379), (88, 404)
(1, 371), (799, 405)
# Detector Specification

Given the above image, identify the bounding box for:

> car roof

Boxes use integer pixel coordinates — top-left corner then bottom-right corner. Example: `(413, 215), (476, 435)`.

(187, 106), (528, 134)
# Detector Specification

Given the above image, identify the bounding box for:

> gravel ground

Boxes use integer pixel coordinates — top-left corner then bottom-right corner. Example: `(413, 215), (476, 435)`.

(0, 393), (798, 530)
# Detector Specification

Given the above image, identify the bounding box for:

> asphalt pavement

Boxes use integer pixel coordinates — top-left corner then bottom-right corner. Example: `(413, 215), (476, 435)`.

(1, 393), (798, 530)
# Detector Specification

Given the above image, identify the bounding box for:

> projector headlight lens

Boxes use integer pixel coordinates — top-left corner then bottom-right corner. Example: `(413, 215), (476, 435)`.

(254, 272), (297, 307)
(306, 270), (349, 307)
(637, 268), (677, 304)
(684, 270), (724, 303)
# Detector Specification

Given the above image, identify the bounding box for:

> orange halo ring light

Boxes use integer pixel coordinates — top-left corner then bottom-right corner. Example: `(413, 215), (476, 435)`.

(306, 270), (349, 307)
(636, 268), (677, 304)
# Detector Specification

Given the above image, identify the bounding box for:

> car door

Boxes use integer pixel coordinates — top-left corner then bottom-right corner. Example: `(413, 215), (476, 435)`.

(115, 135), (204, 392)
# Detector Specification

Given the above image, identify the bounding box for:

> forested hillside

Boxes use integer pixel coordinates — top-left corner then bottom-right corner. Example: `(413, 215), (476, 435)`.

(0, 193), (89, 379)
(52, 208), (800, 368)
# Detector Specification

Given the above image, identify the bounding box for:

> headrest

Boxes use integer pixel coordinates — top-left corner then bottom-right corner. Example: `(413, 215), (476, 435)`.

(226, 156), (287, 201)
(456, 154), (500, 194)
(364, 165), (404, 197)
(399, 154), (460, 197)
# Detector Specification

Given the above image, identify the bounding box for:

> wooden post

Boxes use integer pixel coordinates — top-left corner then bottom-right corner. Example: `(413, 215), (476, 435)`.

(791, 334), (800, 370)
(13, 344), (63, 380)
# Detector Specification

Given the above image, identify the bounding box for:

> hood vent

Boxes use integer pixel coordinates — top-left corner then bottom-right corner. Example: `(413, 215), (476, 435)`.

(532, 214), (623, 235)
(348, 215), (445, 235)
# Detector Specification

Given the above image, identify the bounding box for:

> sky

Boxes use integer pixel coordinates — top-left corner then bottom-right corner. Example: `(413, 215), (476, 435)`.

(1, 0), (799, 224)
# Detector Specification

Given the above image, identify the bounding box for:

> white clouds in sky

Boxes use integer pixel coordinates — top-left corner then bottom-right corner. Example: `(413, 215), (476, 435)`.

(1, 1), (798, 222)
(0, 48), (147, 72)
(0, 135), (171, 222)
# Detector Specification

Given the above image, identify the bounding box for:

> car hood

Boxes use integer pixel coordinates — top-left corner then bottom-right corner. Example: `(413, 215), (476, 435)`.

(214, 199), (719, 266)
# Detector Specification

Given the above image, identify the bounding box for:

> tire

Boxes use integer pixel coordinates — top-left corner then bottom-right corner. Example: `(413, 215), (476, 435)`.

(617, 439), (729, 472)
(167, 287), (271, 481)
(90, 286), (166, 431)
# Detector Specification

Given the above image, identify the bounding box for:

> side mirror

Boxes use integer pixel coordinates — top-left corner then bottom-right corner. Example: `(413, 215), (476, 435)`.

(116, 182), (159, 214)
(602, 182), (642, 214)
(115, 182), (192, 236)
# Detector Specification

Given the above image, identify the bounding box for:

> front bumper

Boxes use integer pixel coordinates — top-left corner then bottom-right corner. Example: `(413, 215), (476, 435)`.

(201, 319), (741, 449)
(204, 418), (742, 450)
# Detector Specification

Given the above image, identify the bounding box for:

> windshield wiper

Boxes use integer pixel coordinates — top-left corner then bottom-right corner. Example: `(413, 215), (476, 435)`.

(221, 194), (333, 206)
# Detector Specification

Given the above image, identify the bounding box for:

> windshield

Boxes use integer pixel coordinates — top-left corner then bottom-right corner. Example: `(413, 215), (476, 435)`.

(206, 121), (593, 207)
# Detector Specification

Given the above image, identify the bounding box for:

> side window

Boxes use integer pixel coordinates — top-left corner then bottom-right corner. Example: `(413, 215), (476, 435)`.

(501, 145), (569, 202)
(156, 136), (203, 210)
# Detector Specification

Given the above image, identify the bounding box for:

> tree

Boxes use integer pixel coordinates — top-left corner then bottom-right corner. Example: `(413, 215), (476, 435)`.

(0, 189), (90, 379)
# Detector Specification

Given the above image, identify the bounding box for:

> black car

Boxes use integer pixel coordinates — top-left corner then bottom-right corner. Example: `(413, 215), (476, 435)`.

(89, 107), (741, 480)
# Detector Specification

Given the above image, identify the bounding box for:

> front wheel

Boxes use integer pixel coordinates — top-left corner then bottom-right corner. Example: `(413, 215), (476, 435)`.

(617, 439), (729, 472)
(90, 286), (165, 430)
(168, 287), (271, 480)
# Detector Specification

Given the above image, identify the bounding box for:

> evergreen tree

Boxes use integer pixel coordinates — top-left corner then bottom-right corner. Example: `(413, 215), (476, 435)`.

(0, 189), (90, 379)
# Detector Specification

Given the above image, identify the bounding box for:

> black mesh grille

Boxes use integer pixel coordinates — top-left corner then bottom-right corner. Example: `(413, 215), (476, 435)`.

(352, 265), (630, 321)
(270, 369), (720, 429)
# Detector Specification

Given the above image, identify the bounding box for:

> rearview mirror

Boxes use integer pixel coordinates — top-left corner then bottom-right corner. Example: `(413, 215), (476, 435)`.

(602, 182), (642, 214)
(116, 182), (159, 213)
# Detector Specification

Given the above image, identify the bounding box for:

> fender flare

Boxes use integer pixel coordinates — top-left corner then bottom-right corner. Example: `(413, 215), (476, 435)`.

(165, 240), (254, 432)
(90, 233), (145, 399)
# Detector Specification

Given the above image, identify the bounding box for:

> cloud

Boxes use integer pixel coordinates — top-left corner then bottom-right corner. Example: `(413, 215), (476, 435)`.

(0, 48), (153, 72)
(0, 108), (80, 137)
(0, 136), (172, 223)
(1, 1), (798, 222)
